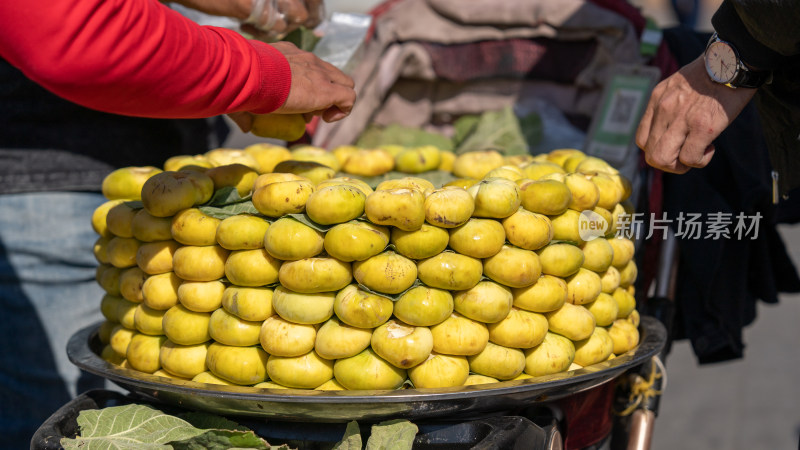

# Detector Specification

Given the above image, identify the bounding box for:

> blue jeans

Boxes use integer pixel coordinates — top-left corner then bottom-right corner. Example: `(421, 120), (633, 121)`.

(0, 192), (109, 449)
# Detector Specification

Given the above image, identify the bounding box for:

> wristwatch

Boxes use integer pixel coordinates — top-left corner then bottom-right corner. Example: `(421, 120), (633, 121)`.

(704, 32), (771, 89)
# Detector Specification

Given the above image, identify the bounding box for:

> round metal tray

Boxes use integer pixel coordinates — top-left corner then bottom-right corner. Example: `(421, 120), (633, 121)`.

(68, 316), (666, 422)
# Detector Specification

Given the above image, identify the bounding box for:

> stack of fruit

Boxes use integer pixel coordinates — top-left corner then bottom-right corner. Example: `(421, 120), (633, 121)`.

(91, 144), (640, 391)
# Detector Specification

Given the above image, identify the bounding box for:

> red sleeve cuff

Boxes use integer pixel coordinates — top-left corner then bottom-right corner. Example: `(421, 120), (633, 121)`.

(245, 40), (292, 114)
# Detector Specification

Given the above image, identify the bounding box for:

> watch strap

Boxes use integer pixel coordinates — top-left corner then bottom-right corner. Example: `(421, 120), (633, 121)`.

(732, 63), (772, 89)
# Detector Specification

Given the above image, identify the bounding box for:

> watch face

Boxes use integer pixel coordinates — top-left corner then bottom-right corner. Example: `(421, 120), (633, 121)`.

(705, 41), (738, 84)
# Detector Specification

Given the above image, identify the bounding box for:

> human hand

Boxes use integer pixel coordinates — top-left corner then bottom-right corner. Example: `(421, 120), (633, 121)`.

(228, 41), (355, 133)
(635, 56), (757, 174)
(242, 0), (324, 41)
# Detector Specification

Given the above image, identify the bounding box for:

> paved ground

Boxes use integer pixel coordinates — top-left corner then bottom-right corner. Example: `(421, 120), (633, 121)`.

(651, 223), (800, 450)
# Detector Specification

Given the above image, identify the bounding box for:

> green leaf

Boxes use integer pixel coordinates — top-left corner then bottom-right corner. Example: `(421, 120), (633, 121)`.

(355, 124), (453, 151)
(332, 421), (363, 450)
(454, 106), (528, 156)
(519, 112), (544, 149)
(205, 186), (251, 206)
(365, 420), (418, 450)
(60, 404), (206, 449)
(282, 27), (321, 52)
(452, 115), (480, 147)
(178, 411), (249, 432)
(169, 429), (270, 449)
(285, 213), (335, 232)
(199, 202), (264, 220)
(123, 200), (144, 210)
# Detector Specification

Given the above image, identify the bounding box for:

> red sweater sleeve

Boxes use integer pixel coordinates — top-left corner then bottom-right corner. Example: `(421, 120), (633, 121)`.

(0, 0), (291, 119)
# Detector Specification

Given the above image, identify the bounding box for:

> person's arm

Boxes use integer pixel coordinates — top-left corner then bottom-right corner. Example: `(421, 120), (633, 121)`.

(635, 0), (798, 173)
(0, 0), (352, 121)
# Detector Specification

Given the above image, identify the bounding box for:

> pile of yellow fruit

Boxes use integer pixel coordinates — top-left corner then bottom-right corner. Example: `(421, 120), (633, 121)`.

(91, 143), (640, 391)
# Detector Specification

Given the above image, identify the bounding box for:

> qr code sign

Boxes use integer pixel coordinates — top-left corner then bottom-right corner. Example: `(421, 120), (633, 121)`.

(600, 88), (643, 135)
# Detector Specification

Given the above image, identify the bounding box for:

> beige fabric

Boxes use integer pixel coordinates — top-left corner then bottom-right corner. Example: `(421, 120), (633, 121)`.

(313, 0), (643, 149)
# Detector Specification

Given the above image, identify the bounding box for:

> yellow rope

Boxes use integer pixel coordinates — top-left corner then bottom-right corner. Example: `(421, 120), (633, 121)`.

(613, 356), (665, 417)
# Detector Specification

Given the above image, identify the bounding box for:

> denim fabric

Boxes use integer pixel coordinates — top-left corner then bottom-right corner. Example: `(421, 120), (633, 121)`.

(0, 192), (109, 449)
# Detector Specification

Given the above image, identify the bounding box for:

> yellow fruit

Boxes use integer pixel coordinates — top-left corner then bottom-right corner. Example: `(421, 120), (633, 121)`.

(463, 375), (499, 385)
(564, 173), (599, 211)
(268, 351), (334, 389)
(341, 148), (396, 177)
(448, 218), (506, 258)
(393, 286), (454, 327)
(536, 242), (584, 278)
(618, 260), (638, 288)
(391, 223), (450, 260)
(483, 245), (541, 288)
(126, 333), (166, 373)
(365, 188), (426, 231)
(612, 287), (636, 319)
(305, 185), (366, 225)
(133, 304), (166, 335)
(333, 284), (394, 328)
(438, 151), (456, 172)
(172, 245), (229, 282)
(608, 319), (640, 355)
(272, 160), (335, 185)
(224, 248), (281, 287)
(502, 208), (553, 251)
(159, 341), (209, 379)
(467, 342), (525, 380)
(208, 308), (262, 346)
(444, 178), (479, 190)
(408, 353), (469, 388)
(106, 237), (141, 269)
(394, 145), (441, 173)
(315, 379), (347, 391)
(92, 199), (126, 238)
(599, 266), (621, 294)
(278, 257), (352, 294)
(334, 348), (407, 390)
(291, 145), (341, 171)
(205, 148), (259, 170)
(550, 209), (585, 244)
(487, 307), (548, 349)
(252, 172), (307, 191)
(584, 292), (619, 327)
(253, 381), (290, 390)
(453, 281), (513, 324)
(519, 179), (571, 216)
(101, 345), (125, 366)
(109, 324), (136, 358)
(429, 313), (489, 356)
(417, 252), (483, 291)
(207, 342), (269, 385)
(119, 267), (147, 303)
(323, 220), (389, 262)
(250, 113), (307, 142)
(331, 145), (359, 167)
(136, 240), (181, 275)
(352, 251), (417, 295)
(216, 214), (269, 250)
(586, 172), (622, 211)
(141, 170), (214, 218)
(512, 275), (567, 313)
(162, 305), (211, 345)
(94, 236), (111, 264)
(221, 286), (274, 322)
(452, 150), (505, 179)
(112, 297), (138, 329)
(141, 272), (181, 311)
(371, 319), (434, 369)
(259, 315), (317, 357)
(581, 237), (614, 273)
(102, 166), (162, 201)
(519, 161), (566, 180)
(545, 303), (595, 341)
(523, 332), (575, 376)
(467, 177), (521, 219)
(314, 316), (373, 360)
(97, 265), (122, 296)
(243, 143), (292, 173)
(205, 163), (259, 198)
(574, 156), (618, 175)
(106, 201), (138, 238)
(485, 165), (524, 181)
(573, 327), (614, 367)
(316, 177), (374, 196)
(608, 237), (635, 268)
(192, 371), (234, 386)
(375, 177), (436, 194)
(424, 186), (475, 228)
(272, 286), (335, 324)
(163, 154), (213, 172)
(131, 209), (173, 242)
(565, 268), (602, 305)
(627, 308), (640, 327)
(251, 178), (314, 218)
(170, 208), (220, 246)
(263, 217), (324, 261)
